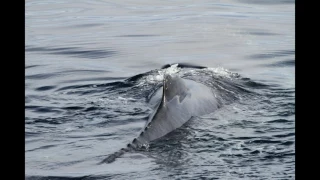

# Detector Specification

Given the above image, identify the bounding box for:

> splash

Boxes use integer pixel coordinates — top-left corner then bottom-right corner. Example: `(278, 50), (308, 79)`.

(207, 67), (239, 79)
(164, 63), (180, 75)
(145, 64), (181, 84)
(137, 64), (240, 87)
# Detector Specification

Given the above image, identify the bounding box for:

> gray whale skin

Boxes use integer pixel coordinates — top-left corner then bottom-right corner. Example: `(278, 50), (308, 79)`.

(100, 74), (219, 164)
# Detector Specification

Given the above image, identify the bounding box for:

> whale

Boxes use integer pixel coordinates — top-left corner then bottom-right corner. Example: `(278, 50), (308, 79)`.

(100, 74), (220, 164)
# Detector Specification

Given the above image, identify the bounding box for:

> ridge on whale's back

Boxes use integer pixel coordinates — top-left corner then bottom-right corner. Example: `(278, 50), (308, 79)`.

(134, 74), (220, 143)
(100, 73), (220, 164)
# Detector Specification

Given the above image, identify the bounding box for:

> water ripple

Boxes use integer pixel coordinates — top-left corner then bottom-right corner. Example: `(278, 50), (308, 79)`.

(26, 46), (117, 59)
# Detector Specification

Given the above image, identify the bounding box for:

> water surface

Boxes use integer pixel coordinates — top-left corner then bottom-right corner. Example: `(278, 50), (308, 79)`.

(26, 0), (295, 179)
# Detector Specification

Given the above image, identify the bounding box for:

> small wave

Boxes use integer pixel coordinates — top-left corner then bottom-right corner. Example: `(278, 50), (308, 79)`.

(266, 119), (292, 124)
(26, 144), (57, 152)
(35, 86), (56, 91)
(26, 46), (117, 59)
(246, 139), (282, 144)
(272, 132), (295, 138)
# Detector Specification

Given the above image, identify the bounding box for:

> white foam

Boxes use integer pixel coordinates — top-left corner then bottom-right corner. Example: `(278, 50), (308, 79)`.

(118, 97), (136, 101)
(207, 67), (233, 77)
(164, 63), (180, 75)
(145, 64), (181, 84)
(64, 127), (74, 132)
(140, 64), (238, 86)
(146, 71), (164, 83)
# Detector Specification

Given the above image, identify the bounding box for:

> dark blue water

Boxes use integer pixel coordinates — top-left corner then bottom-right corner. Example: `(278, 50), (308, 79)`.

(26, 0), (295, 179)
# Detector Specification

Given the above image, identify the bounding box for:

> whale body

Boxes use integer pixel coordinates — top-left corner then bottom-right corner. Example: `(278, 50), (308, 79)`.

(100, 74), (220, 164)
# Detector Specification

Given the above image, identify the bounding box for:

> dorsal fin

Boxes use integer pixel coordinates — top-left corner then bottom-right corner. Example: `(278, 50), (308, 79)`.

(162, 74), (188, 103)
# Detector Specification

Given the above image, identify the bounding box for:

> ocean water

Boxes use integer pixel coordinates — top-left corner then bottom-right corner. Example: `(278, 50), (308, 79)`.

(25, 0), (295, 179)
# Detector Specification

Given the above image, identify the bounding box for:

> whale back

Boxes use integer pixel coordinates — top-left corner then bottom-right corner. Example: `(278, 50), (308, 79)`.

(132, 75), (219, 147)
(100, 74), (219, 163)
